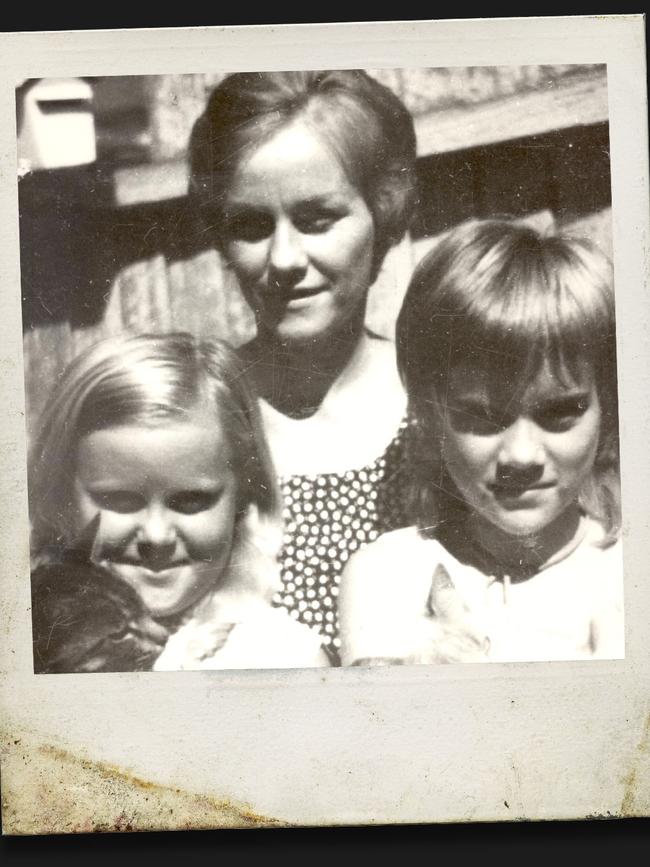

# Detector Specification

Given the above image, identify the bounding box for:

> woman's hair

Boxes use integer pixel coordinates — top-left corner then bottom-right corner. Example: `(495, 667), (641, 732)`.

(189, 69), (417, 279)
(396, 218), (620, 543)
(29, 333), (281, 573)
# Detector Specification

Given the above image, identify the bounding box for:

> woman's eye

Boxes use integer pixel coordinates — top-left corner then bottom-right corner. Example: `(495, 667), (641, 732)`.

(223, 212), (274, 242)
(294, 211), (338, 234)
(167, 492), (219, 515)
(94, 492), (144, 514)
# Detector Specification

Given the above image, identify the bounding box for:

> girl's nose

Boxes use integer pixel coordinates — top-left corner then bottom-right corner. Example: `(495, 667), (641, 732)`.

(268, 220), (308, 282)
(497, 418), (545, 471)
(136, 506), (177, 554)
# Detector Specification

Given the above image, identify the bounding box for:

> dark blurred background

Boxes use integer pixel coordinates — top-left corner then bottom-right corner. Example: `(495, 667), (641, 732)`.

(17, 65), (612, 429)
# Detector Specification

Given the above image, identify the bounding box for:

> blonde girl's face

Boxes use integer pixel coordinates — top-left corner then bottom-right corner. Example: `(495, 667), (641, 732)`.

(72, 413), (239, 619)
(438, 358), (602, 547)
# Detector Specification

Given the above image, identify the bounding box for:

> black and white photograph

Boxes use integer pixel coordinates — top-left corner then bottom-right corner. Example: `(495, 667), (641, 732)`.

(1, 17), (649, 833)
(20, 63), (623, 673)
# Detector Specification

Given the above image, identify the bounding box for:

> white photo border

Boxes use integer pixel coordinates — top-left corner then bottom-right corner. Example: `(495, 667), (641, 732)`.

(0, 16), (648, 832)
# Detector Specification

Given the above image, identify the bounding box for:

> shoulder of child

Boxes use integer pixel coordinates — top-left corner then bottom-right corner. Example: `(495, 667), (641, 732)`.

(582, 529), (625, 659)
(338, 526), (440, 666)
(339, 526), (429, 601)
(344, 525), (428, 572)
(580, 523), (624, 596)
(237, 606), (330, 669)
(157, 604), (329, 671)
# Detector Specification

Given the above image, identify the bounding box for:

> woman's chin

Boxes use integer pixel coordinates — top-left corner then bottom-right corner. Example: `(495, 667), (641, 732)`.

(259, 317), (332, 347)
(256, 298), (365, 348)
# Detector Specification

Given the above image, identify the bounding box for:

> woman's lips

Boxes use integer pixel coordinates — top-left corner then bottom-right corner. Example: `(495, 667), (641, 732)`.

(267, 286), (326, 304)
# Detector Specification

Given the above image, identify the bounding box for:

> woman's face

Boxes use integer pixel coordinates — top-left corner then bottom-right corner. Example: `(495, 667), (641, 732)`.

(438, 359), (602, 548)
(221, 119), (376, 346)
(72, 414), (239, 619)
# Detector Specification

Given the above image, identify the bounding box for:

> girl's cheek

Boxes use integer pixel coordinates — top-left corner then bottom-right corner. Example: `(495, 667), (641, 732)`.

(446, 431), (492, 470)
(95, 511), (137, 547)
(559, 415), (601, 465)
(71, 493), (103, 540)
(184, 511), (235, 550)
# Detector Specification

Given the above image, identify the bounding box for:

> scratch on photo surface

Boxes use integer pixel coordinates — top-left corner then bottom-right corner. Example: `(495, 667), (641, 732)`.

(142, 224), (159, 245)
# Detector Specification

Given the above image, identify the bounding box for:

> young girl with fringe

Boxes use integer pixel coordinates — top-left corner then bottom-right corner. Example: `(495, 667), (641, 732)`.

(338, 219), (624, 665)
(29, 333), (328, 672)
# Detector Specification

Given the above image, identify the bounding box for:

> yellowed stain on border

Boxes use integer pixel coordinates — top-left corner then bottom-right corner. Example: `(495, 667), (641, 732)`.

(620, 711), (650, 816)
(1, 732), (288, 835)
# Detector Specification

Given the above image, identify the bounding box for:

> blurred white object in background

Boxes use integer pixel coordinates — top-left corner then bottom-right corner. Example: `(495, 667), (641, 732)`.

(17, 78), (96, 171)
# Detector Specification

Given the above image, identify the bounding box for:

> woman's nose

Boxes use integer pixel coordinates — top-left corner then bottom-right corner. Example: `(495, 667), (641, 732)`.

(497, 418), (545, 473)
(268, 221), (308, 282)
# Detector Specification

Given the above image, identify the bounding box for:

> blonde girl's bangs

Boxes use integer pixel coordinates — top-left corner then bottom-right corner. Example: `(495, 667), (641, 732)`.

(29, 333), (281, 561)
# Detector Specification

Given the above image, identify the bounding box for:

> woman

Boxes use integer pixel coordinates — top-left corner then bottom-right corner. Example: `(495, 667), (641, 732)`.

(189, 70), (418, 662)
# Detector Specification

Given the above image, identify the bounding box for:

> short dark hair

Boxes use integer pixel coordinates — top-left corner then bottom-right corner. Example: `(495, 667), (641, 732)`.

(189, 70), (417, 278)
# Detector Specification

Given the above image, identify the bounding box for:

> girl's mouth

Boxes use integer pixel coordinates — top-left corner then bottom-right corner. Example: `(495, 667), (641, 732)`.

(488, 481), (555, 497)
(103, 559), (192, 581)
(291, 286), (324, 298)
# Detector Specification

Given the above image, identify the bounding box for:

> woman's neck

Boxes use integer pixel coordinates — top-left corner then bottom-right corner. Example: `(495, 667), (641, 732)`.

(243, 318), (376, 419)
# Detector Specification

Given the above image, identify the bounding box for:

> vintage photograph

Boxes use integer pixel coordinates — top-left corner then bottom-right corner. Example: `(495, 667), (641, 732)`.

(1, 17), (648, 834)
(19, 64), (623, 673)
(17, 65), (624, 673)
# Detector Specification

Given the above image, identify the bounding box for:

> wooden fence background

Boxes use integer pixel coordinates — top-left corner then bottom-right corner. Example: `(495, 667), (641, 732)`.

(19, 66), (613, 436)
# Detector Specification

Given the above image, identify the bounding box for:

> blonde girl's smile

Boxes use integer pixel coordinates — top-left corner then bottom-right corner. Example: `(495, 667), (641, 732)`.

(73, 415), (239, 619)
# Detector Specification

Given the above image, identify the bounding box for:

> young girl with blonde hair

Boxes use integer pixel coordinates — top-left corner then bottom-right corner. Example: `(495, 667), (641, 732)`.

(29, 333), (328, 672)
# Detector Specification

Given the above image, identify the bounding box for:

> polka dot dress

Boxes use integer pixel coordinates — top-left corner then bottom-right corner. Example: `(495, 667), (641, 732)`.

(272, 420), (411, 663)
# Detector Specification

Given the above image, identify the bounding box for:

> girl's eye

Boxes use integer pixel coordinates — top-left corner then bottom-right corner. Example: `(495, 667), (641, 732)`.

(448, 406), (505, 436)
(534, 399), (589, 432)
(167, 492), (219, 515)
(93, 492), (144, 514)
(223, 212), (274, 242)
